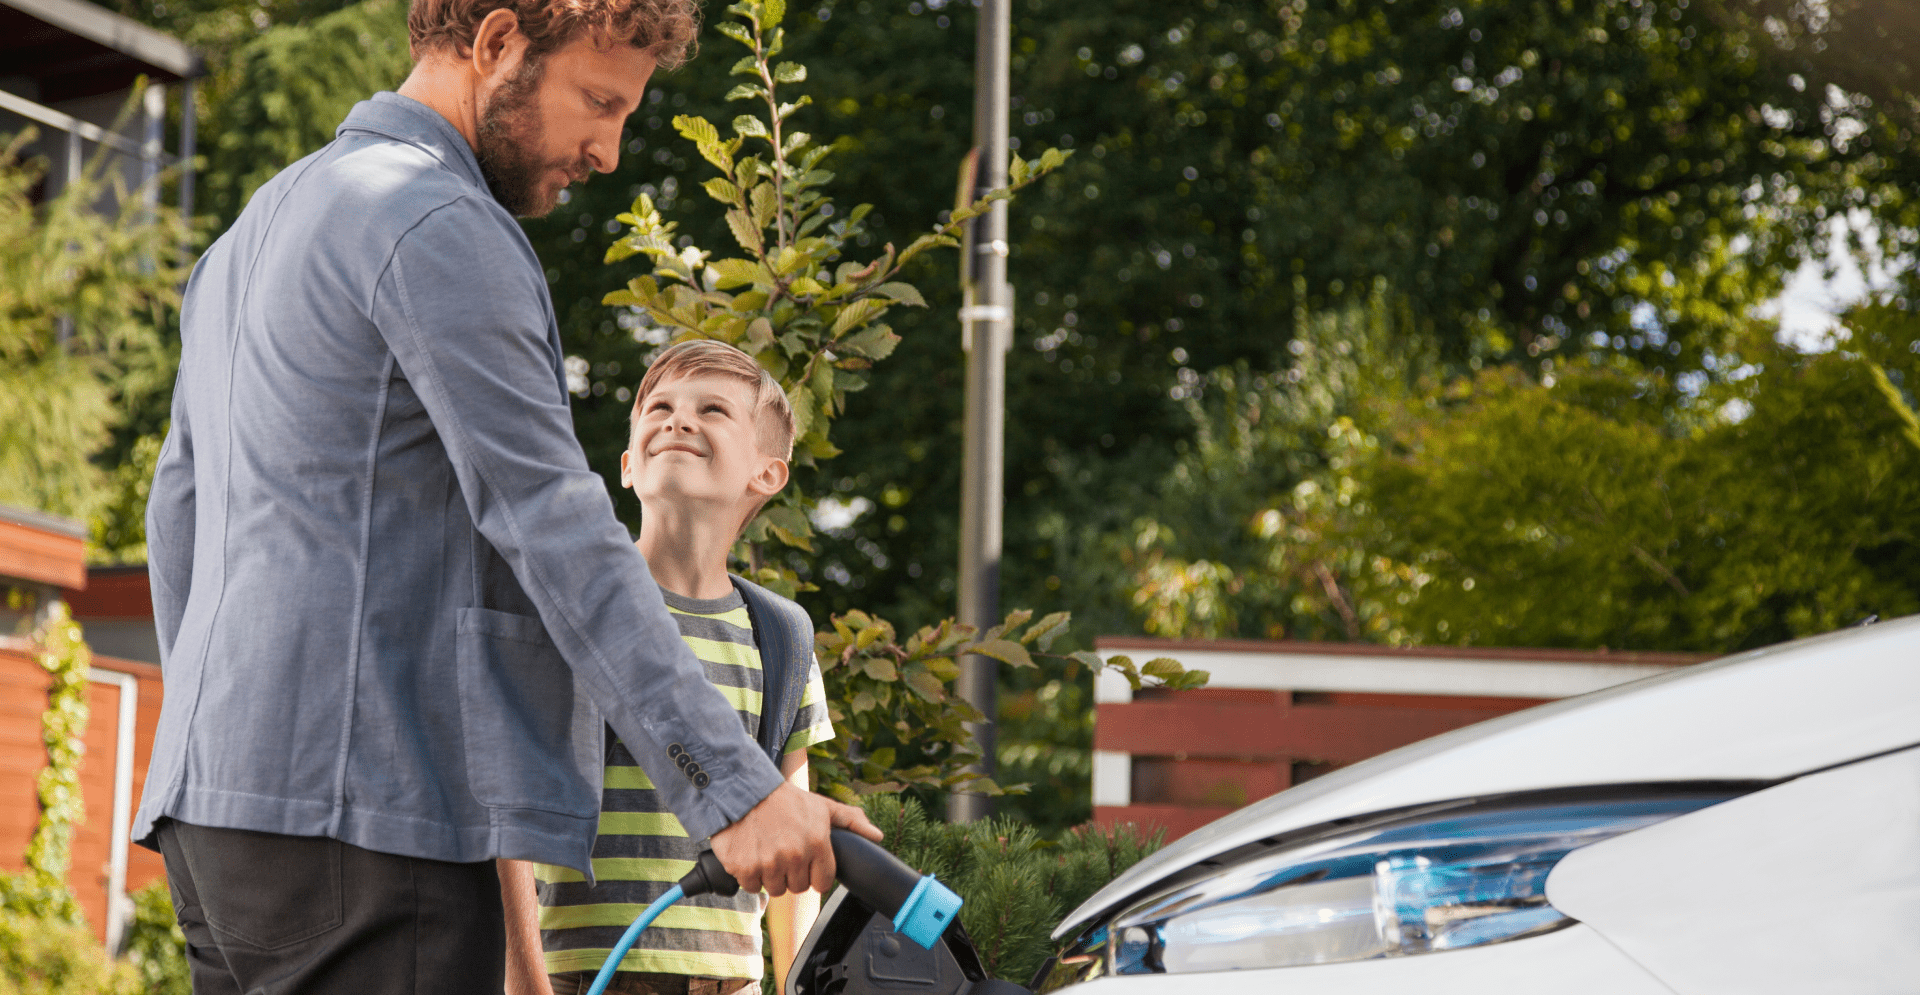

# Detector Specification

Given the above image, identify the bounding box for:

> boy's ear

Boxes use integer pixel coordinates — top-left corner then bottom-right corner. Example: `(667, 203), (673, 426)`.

(619, 449), (635, 489)
(748, 455), (789, 498)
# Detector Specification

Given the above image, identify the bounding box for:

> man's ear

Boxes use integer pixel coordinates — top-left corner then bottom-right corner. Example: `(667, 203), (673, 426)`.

(749, 456), (790, 498)
(469, 7), (524, 80)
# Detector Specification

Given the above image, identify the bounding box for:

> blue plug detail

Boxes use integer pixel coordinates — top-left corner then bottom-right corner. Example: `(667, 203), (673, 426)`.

(890, 873), (963, 950)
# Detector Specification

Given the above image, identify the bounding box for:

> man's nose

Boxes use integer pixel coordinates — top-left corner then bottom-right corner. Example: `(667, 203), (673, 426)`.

(587, 120), (621, 174)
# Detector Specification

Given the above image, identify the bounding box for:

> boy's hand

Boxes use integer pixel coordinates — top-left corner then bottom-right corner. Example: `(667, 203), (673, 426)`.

(710, 783), (883, 897)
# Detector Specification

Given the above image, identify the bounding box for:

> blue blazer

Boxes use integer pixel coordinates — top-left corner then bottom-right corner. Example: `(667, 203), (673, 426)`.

(132, 93), (786, 876)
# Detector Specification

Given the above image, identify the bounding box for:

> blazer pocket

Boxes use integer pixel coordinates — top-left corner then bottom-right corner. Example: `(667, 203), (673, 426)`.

(455, 607), (601, 817)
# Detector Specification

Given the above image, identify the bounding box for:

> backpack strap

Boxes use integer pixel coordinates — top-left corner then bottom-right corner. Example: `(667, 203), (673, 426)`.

(730, 573), (816, 768)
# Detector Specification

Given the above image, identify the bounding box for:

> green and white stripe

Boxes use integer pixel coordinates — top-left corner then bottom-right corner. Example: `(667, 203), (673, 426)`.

(535, 587), (835, 980)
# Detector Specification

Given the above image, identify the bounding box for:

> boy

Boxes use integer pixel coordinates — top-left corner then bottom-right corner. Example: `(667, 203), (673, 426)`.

(502, 340), (837, 995)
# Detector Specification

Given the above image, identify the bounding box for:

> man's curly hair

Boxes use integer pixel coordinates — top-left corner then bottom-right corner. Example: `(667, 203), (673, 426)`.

(408, 0), (702, 69)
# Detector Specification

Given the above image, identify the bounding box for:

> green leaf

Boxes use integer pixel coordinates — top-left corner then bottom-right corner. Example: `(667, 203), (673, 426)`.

(1021, 611), (1071, 649)
(674, 114), (719, 147)
(782, 131), (811, 156)
(861, 657), (898, 681)
(751, 183), (779, 231)
(701, 177), (741, 204)
(831, 298), (886, 336)
(772, 245), (808, 276)
(773, 61), (807, 83)
(770, 524), (813, 551)
(787, 383), (814, 438)
(725, 83), (766, 103)
(763, 0), (785, 26)
(777, 96), (814, 120)
(708, 257), (760, 289)
(729, 55), (760, 77)
(872, 282), (928, 307)
(726, 209), (764, 255)
(970, 638), (1036, 668)
(733, 114), (770, 140)
(896, 232), (960, 266)
(744, 317), (776, 354)
(868, 747), (896, 769)
(835, 324), (899, 360)
(716, 20), (754, 46)
(1141, 657), (1186, 680)
(789, 276), (828, 295)
(904, 670), (946, 702)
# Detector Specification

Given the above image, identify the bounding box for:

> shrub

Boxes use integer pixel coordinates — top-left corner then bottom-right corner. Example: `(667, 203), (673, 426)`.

(860, 795), (1163, 984)
(123, 881), (190, 995)
(0, 894), (137, 995)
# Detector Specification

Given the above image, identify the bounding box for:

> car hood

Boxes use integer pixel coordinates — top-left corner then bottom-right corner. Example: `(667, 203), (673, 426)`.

(1056, 614), (1920, 939)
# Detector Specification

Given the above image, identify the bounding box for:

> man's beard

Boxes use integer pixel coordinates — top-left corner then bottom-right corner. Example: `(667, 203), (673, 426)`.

(474, 57), (586, 218)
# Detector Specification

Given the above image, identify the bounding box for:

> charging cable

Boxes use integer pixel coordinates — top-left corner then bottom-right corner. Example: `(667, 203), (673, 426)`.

(583, 831), (963, 995)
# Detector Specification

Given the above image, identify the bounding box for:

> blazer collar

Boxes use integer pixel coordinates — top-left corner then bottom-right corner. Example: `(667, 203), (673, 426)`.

(337, 92), (488, 192)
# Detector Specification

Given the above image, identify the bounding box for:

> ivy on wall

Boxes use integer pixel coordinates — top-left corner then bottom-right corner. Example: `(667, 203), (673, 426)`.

(2, 590), (91, 923)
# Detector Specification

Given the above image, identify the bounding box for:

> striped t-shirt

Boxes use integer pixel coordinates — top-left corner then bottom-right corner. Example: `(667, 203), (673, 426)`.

(534, 587), (835, 980)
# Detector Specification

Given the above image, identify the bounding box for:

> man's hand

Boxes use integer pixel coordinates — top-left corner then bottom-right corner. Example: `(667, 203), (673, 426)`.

(710, 783), (883, 896)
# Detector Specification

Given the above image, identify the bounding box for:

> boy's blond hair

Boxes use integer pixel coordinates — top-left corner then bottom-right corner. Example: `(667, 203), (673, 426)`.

(631, 339), (795, 458)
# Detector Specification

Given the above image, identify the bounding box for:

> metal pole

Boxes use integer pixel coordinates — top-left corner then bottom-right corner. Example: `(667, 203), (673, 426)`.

(948, 0), (1012, 824)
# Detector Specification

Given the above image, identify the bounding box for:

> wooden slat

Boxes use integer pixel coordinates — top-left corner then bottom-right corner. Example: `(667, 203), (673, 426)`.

(0, 518), (87, 589)
(1094, 698), (1527, 764)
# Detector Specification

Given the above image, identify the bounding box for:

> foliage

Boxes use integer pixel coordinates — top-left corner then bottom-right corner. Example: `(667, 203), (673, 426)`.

(1360, 329), (1920, 650)
(123, 882), (191, 995)
(597, 0), (1177, 802)
(194, 0), (413, 232)
(860, 794), (1163, 984)
(1118, 298), (1920, 652)
(0, 909), (138, 995)
(811, 606), (1203, 801)
(528, 0), (1920, 657)
(601, 0), (1070, 562)
(0, 599), (94, 924)
(1117, 286), (1435, 644)
(0, 603), (131, 995)
(0, 131), (181, 525)
(1847, 301), (1920, 454)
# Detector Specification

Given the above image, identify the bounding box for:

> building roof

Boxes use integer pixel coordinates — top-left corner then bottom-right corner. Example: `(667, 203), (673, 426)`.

(0, 0), (202, 103)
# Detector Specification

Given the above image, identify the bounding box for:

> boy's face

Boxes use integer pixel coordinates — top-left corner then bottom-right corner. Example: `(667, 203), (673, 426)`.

(620, 372), (787, 520)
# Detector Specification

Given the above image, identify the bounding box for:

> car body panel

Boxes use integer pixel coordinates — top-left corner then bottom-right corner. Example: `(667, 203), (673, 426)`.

(1060, 614), (1920, 939)
(1546, 744), (1920, 995)
(1054, 923), (1675, 995)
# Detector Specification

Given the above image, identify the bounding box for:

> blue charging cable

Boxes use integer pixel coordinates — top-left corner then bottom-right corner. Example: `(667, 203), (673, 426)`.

(582, 831), (962, 995)
(583, 883), (686, 995)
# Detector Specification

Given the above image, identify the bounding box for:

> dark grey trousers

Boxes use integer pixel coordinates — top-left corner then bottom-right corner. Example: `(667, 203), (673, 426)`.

(155, 819), (506, 995)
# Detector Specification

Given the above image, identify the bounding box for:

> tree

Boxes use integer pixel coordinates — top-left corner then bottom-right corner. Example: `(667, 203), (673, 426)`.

(193, 0), (414, 230)
(1119, 302), (1920, 653)
(0, 131), (180, 529)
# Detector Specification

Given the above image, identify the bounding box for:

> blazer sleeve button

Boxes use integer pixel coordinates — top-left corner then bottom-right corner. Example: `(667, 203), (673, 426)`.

(692, 771), (710, 789)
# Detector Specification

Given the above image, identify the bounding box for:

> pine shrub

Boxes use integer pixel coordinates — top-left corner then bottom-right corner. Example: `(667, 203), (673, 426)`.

(861, 796), (1164, 984)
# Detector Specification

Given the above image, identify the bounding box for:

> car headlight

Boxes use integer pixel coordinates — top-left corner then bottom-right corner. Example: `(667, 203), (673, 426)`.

(1039, 790), (1740, 986)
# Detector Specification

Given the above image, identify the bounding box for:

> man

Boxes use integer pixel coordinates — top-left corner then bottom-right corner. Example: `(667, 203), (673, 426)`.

(135, 2), (878, 992)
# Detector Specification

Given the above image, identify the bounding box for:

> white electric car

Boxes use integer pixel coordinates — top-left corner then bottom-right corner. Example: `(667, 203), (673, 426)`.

(1034, 614), (1920, 995)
